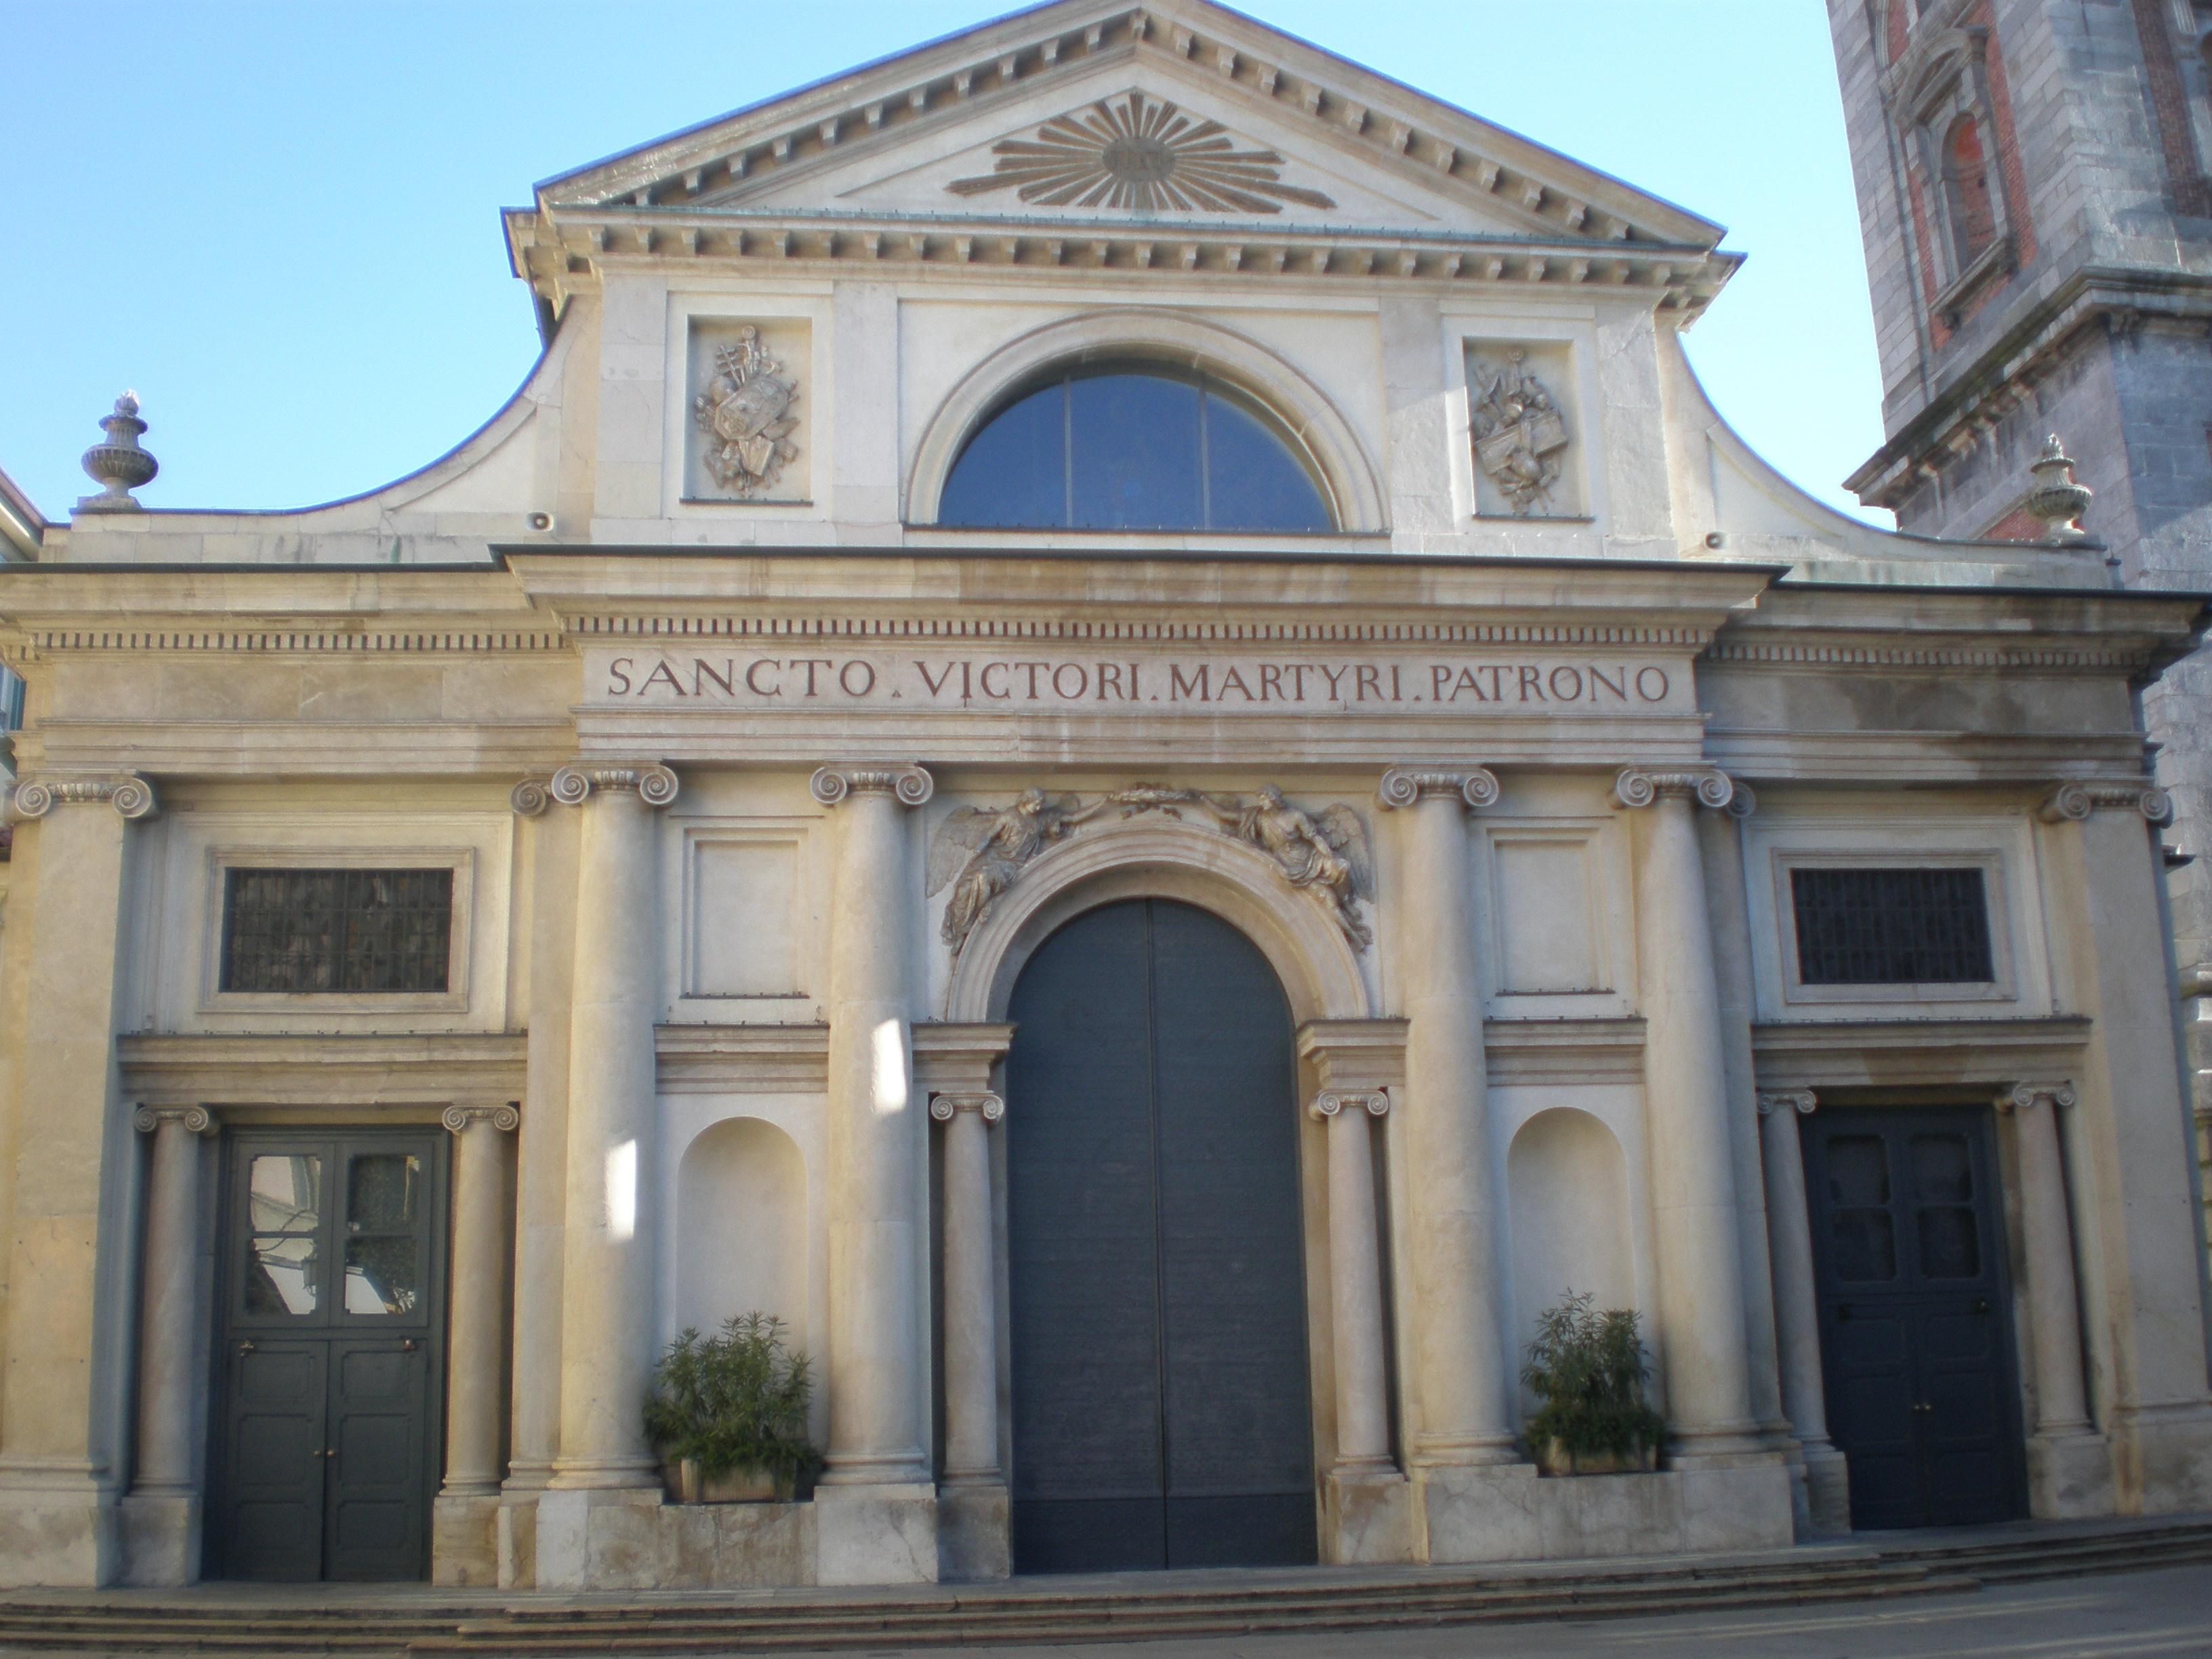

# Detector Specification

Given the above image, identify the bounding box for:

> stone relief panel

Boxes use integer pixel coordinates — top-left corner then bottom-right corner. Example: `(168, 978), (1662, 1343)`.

(927, 783), (1372, 955)
(684, 319), (808, 503)
(1464, 340), (1580, 518)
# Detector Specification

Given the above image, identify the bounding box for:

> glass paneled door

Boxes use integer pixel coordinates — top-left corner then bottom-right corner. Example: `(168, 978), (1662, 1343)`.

(209, 1129), (446, 1580)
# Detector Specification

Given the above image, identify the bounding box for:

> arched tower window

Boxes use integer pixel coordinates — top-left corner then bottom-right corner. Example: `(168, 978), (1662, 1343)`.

(1942, 112), (1997, 264)
(936, 361), (1335, 532)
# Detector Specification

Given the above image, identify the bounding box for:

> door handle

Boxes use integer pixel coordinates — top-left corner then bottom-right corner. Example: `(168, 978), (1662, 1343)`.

(1911, 1401), (1934, 1414)
(323, 1448), (337, 1459)
(401, 1339), (418, 1353)
(238, 1340), (257, 1356)
(1972, 1298), (1991, 1314)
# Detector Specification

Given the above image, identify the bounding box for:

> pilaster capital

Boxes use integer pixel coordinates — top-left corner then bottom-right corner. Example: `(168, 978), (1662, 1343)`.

(442, 1103), (520, 1134)
(133, 1105), (215, 1136)
(9, 772), (158, 823)
(929, 1091), (1003, 1124)
(548, 761), (679, 808)
(1725, 781), (1757, 820)
(510, 777), (554, 817)
(1376, 766), (1498, 811)
(1309, 1090), (1389, 1121)
(2001, 1081), (2077, 1113)
(2038, 780), (2171, 824)
(1755, 1088), (1816, 1118)
(1612, 766), (1733, 812)
(811, 763), (934, 808)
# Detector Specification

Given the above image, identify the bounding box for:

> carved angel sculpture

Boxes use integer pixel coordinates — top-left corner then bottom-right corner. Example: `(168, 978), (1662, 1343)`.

(927, 789), (1105, 952)
(1191, 785), (1374, 947)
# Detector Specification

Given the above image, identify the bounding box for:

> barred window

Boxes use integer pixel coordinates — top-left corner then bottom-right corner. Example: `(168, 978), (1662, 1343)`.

(1790, 867), (1994, 985)
(220, 869), (454, 994)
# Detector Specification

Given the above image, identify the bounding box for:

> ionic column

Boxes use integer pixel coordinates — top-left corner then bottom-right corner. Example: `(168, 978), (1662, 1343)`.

(931, 1092), (1002, 1484)
(813, 763), (934, 1486)
(441, 1104), (519, 1496)
(1616, 767), (1759, 1455)
(1376, 766), (1514, 1465)
(546, 762), (676, 1490)
(1757, 1089), (1847, 1522)
(130, 1105), (217, 1498)
(2004, 1083), (2093, 1436)
(1312, 1090), (1393, 1470)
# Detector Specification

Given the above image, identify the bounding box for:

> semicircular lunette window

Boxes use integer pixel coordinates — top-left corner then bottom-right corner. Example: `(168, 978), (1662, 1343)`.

(936, 365), (1335, 532)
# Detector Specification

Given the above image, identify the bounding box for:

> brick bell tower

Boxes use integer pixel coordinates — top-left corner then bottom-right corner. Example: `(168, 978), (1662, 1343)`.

(1830, 0), (2212, 1136)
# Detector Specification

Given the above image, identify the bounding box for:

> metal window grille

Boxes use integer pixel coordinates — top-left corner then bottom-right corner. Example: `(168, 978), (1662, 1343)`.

(1790, 866), (1994, 985)
(220, 868), (453, 994)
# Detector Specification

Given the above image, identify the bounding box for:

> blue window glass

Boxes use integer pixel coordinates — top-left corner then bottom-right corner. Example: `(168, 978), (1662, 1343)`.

(937, 364), (1333, 532)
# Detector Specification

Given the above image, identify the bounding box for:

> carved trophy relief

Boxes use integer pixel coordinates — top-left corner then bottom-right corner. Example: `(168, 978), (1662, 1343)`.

(927, 784), (1373, 958)
(688, 322), (804, 499)
(1466, 345), (1575, 518)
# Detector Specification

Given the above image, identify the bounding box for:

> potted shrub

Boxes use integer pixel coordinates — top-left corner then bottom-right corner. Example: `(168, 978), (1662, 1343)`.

(1521, 1290), (1664, 1477)
(644, 1312), (825, 1502)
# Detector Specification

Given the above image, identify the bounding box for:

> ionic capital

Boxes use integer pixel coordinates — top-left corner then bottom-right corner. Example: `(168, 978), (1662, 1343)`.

(548, 762), (679, 808)
(811, 763), (934, 808)
(133, 1105), (215, 1136)
(2038, 781), (2171, 824)
(1612, 766), (1733, 812)
(929, 1091), (1004, 1124)
(442, 1103), (520, 1134)
(2001, 1081), (2077, 1113)
(1309, 1090), (1389, 1121)
(1755, 1088), (1816, 1118)
(1377, 766), (1498, 812)
(9, 772), (158, 822)
(1725, 781), (1757, 820)
(510, 777), (554, 817)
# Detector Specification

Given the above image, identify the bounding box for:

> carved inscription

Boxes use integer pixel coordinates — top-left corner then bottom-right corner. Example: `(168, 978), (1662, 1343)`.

(591, 651), (1681, 712)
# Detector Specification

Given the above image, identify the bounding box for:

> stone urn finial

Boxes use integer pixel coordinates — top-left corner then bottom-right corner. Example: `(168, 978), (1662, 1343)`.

(2025, 434), (2091, 545)
(76, 390), (159, 513)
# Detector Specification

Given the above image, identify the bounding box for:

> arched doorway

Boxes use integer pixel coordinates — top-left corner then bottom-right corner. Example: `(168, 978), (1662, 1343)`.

(1004, 897), (1317, 1573)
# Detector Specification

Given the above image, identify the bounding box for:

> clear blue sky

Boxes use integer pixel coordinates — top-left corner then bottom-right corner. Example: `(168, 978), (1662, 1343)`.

(0, 1), (1889, 525)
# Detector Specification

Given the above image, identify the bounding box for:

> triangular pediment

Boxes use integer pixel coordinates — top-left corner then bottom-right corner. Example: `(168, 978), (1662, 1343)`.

(531, 0), (1723, 250)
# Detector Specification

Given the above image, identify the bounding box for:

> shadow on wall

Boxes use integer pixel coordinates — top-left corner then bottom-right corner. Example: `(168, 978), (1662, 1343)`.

(1508, 1108), (1635, 1416)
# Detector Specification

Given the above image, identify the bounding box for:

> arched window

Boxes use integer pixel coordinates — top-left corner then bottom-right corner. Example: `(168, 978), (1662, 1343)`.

(1942, 112), (1998, 265)
(936, 361), (1335, 532)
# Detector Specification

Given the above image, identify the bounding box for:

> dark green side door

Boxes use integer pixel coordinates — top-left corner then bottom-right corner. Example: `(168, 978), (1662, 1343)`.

(209, 1130), (445, 1581)
(1803, 1107), (2026, 1530)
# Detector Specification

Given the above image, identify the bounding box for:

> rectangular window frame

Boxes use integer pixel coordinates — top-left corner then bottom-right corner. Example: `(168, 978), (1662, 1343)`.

(1771, 848), (2014, 1008)
(202, 848), (474, 1015)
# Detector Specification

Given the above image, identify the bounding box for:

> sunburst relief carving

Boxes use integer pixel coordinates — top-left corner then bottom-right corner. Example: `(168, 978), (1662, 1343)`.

(947, 91), (1336, 214)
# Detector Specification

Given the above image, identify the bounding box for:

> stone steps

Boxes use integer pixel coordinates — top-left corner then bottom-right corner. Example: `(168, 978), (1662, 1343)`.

(0, 1517), (2205, 1657)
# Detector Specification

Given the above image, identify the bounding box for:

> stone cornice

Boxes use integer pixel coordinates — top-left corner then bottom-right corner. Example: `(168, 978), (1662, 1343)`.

(526, 5), (1719, 249)
(117, 1033), (529, 1108)
(1750, 1015), (2092, 1092)
(560, 613), (1722, 649)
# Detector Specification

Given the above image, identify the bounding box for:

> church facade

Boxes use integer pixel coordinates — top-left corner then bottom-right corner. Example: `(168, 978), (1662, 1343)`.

(2, 0), (2210, 1593)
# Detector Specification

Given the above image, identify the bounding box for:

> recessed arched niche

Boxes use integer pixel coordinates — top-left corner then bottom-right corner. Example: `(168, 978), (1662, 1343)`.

(674, 1116), (808, 1353)
(1507, 1107), (1636, 1412)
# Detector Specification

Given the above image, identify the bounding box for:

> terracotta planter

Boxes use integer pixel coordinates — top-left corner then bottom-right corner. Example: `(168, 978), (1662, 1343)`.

(1534, 1437), (1658, 1477)
(664, 1458), (789, 1504)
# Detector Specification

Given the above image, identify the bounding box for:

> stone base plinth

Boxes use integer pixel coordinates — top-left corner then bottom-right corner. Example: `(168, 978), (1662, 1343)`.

(2110, 1404), (2212, 1515)
(816, 1482), (939, 1585)
(496, 1493), (537, 1589)
(531, 1486), (817, 1590)
(1802, 1446), (1851, 1536)
(1322, 1467), (1413, 1563)
(1414, 1456), (1795, 1564)
(2027, 1431), (2112, 1519)
(118, 1492), (199, 1586)
(0, 1486), (119, 1588)
(937, 1481), (1009, 1580)
(432, 1492), (501, 1586)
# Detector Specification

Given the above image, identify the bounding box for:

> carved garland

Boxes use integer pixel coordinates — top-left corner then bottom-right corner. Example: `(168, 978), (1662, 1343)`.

(928, 783), (1374, 956)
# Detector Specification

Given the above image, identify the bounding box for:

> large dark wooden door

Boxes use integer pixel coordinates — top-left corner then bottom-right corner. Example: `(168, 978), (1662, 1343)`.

(209, 1130), (445, 1580)
(1803, 1108), (2025, 1530)
(1005, 898), (1317, 1574)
